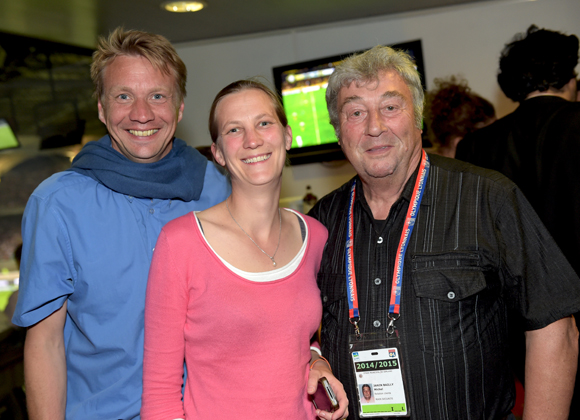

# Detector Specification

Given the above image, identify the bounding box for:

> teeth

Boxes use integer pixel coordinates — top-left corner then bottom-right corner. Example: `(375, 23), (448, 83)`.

(129, 129), (158, 137)
(242, 154), (271, 164)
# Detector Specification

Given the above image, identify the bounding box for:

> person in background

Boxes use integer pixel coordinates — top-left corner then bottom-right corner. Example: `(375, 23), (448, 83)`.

(141, 80), (348, 420)
(424, 75), (495, 158)
(309, 44), (580, 419)
(455, 26), (580, 417)
(11, 28), (230, 420)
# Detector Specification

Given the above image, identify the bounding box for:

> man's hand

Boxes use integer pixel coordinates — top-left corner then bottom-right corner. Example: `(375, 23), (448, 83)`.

(308, 353), (349, 420)
(523, 315), (578, 420)
(24, 301), (67, 420)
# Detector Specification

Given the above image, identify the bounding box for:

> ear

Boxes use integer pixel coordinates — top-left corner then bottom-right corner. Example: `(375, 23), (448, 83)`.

(211, 142), (226, 167)
(97, 100), (106, 125)
(177, 101), (185, 122)
(284, 125), (293, 151)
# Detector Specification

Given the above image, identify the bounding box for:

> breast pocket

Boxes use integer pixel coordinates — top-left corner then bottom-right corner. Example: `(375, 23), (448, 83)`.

(411, 251), (500, 357)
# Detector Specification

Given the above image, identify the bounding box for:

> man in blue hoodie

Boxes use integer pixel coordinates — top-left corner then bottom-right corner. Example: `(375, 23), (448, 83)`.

(12, 28), (230, 420)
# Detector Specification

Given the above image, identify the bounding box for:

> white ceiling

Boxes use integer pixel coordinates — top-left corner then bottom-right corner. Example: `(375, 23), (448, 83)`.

(0, 0), (491, 48)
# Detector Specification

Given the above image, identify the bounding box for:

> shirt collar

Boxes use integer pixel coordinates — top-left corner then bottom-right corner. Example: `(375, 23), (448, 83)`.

(354, 153), (432, 218)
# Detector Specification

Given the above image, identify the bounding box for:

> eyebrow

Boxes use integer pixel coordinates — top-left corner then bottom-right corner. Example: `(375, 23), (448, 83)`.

(253, 113), (273, 120)
(339, 95), (363, 113)
(107, 86), (172, 95)
(221, 113), (275, 129)
(339, 90), (406, 112)
(381, 91), (406, 101)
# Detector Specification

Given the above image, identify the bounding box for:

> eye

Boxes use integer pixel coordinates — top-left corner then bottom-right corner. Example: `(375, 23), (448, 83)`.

(348, 109), (366, 119)
(118, 94), (129, 100)
(381, 104), (403, 116)
(151, 93), (169, 103)
(341, 104), (367, 120)
(227, 127), (239, 134)
(259, 121), (272, 127)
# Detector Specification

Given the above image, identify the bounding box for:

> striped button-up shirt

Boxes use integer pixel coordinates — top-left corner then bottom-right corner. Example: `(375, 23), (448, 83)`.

(310, 153), (580, 420)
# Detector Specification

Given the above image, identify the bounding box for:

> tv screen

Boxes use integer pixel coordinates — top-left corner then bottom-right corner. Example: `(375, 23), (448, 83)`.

(273, 40), (425, 165)
(0, 119), (19, 151)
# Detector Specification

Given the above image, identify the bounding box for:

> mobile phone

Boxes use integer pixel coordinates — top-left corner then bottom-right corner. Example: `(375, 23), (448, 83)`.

(312, 376), (339, 412)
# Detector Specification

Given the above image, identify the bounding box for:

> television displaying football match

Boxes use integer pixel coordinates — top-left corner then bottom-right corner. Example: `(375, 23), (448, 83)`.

(279, 65), (338, 150)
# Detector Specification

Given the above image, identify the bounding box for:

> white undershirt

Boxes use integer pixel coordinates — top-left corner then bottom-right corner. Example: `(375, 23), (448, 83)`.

(194, 208), (308, 282)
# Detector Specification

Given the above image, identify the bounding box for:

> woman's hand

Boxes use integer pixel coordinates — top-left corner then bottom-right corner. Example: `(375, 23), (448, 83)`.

(308, 355), (349, 419)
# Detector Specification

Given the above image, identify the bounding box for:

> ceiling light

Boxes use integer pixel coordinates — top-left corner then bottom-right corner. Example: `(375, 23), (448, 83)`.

(161, 1), (206, 13)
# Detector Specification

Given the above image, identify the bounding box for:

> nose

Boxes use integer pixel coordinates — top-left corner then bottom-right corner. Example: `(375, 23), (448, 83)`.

(366, 109), (387, 137)
(129, 97), (155, 123)
(243, 127), (264, 149)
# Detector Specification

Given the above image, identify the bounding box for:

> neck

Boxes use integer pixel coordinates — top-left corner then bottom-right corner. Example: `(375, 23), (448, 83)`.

(361, 149), (422, 220)
(526, 91), (569, 100)
(525, 78), (577, 102)
(227, 183), (281, 232)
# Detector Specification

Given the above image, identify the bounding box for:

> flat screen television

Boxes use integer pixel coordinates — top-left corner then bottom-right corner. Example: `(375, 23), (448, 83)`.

(273, 40), (426, 165)
(0, 119), (20, 151)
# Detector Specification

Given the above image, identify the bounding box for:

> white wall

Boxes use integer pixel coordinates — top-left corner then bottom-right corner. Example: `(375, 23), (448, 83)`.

(174, 0), (580, 200)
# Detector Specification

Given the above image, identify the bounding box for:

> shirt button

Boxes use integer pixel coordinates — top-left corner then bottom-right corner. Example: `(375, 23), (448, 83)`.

(373, 320), (381, 328)
(374, 278), (381, 285)
(447, 291), (456, 300)
(149, 209), (155, 214)
(377, 237), (383, 244)
(323, 296), (328, 303)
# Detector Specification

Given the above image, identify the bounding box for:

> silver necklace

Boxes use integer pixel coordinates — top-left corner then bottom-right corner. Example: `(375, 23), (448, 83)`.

(226, 199), (282, 266)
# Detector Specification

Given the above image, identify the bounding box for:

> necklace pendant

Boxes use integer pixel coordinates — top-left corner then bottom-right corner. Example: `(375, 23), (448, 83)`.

(272, 260), (277, 267)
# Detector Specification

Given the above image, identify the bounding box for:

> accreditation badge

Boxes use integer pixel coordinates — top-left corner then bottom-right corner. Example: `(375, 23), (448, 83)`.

(349, 332), (410, 417)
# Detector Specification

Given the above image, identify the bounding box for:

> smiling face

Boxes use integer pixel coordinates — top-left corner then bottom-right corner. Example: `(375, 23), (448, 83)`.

(337, 70), (423, 185)
(97, 55), (184, 163)
(211, 88), (292, 187)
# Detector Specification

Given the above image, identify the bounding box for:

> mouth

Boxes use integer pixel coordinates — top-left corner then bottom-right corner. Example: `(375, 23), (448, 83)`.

(128, 129), (159, 137)
(242, 153), (271, 164)
(366, 144), (392, 153)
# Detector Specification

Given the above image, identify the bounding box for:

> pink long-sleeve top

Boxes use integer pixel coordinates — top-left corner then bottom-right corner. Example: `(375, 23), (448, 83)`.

(142, 211), (327, 419)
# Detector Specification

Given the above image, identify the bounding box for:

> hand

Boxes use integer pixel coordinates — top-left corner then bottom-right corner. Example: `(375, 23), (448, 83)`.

(308, 357), (349, 420)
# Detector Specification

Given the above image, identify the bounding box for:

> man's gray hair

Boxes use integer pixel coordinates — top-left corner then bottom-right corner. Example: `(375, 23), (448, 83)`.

(326, 45), (424, 136)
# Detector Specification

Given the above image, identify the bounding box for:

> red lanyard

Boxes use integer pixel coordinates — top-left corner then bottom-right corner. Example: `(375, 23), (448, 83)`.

(345, 150), (430, 336)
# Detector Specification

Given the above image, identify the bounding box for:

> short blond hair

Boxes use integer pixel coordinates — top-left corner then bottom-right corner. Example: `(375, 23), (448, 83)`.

(91, 27), (187, 102)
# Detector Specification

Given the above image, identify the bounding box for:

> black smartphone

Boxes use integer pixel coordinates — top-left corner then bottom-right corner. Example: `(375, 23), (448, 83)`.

(312, 376), (339, 412)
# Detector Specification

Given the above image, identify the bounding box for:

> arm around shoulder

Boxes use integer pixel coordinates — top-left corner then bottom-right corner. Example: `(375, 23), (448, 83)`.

(24, 301), (68, 420)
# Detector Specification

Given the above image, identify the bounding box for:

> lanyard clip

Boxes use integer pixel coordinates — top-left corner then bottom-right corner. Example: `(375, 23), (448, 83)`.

(350, 317), (362, 340)
(387, 313), (400, 335)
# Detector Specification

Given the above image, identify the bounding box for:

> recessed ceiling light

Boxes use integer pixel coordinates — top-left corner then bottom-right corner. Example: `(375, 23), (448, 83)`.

(161, 1), (206, 13)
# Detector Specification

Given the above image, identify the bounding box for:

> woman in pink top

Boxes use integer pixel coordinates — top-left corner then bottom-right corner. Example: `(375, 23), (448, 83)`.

(141, 80), (348, 420)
